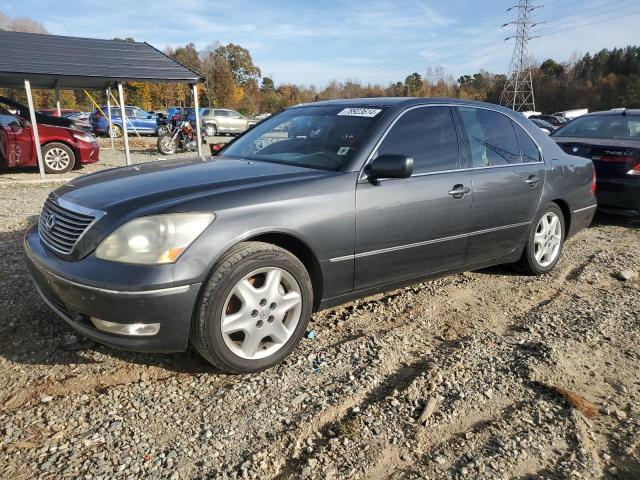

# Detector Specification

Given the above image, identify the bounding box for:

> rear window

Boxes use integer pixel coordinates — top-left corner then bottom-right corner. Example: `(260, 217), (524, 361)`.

(553, 115), (640, 140)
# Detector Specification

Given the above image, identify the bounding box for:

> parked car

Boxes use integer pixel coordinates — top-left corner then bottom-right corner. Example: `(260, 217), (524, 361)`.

(0, 99), (98, 174)
(551, 108), (640, 216)
(530, 118), (557, 135)
(529, 114), (567, 127)
(24, 98), (596, 373)
(64, 111), (93, 133)
(200, 108), (257, 136)
(38, 108), (80, 117)
(89, 106), (159, 137)
(553, 109), (589, 120)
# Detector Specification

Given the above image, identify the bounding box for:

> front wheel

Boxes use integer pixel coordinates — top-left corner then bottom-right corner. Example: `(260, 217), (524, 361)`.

(43, 142), (76, 174)
(157, 134), (177, 155)
(514, 203), (565, 275)
(190, 242), (313, 373)
(156, 125), (170, 136)
(204, 123), (217, 136)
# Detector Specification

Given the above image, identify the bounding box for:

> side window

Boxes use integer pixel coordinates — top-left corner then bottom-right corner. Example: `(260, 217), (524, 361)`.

(376, 106), (461, 174)
(513, 122), (541, 163)
(124, 107), (135, 118)
(229, 111), (243, 119)
(0, 114), (18, 127)
(458, 107), (521, 166)
(215, 110), (229, 117)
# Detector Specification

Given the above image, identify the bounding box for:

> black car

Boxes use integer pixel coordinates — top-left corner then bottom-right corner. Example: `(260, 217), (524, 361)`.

(552, 108), (640, 216)
(530, 118), (557, 135)
(529, 114), (568, 127)
(24, 98), (596, 373)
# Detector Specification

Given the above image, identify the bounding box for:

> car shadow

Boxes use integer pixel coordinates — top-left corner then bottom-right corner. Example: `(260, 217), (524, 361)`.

(0, 223), (219, 375)
(590, 211), (640, 229)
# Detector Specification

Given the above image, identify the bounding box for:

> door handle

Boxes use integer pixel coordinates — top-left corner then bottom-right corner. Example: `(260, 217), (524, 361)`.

(526, 175), (541, 186)
(448, 184), (471, 199)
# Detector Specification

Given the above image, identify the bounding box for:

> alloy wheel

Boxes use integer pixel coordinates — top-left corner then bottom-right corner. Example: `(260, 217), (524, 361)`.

(534, 212), (562, 267)
(221, 267), (303, 360)
(44, 147), (71, 171)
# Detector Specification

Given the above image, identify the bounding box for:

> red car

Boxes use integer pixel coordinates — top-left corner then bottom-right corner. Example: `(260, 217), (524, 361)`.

(0, 101), (99, 174)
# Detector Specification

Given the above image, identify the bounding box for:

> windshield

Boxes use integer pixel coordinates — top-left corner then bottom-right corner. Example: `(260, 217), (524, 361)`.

(552, 114), (640, 140)
(220, 105), (387, 171)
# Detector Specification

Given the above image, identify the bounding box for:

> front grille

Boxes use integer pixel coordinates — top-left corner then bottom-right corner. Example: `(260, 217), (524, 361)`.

(38, 199), (95, 255)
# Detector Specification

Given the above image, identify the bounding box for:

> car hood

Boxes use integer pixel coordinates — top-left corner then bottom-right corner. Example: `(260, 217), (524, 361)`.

(53, 157), (331, 212)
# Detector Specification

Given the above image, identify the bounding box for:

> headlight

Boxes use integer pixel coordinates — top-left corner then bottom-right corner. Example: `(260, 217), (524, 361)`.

(95, 213), (214, 264)
(72, 131), (95, 143)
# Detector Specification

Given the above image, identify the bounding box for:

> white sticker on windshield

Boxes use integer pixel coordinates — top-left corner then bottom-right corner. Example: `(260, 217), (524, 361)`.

(337, 107), (382, 118)
(337, 146), (350, 156)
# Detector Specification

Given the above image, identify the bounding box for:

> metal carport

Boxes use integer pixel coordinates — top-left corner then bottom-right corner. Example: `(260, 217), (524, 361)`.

(0, 30), (204, 178)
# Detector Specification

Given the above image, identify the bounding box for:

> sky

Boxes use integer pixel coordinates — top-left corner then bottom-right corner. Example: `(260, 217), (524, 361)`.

(3, 0), (640, 87)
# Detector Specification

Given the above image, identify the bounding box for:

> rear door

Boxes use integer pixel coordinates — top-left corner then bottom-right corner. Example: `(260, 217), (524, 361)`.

(456, 106), (545, 264)
(0, 112), (33, 167)
(227, 110), (247, 132)
(354, 105), (472, 290)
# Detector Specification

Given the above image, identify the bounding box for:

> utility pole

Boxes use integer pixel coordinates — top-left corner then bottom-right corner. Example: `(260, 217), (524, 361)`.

(500, 0), (541, 112)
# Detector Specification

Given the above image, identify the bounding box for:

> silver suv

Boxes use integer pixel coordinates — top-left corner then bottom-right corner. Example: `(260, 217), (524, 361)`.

(201, 109), (256, 136)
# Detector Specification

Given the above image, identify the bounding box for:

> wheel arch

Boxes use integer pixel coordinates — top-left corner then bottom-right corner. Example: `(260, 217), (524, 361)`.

(243, 231), (324, 311)
(549, 198), (571, 237)
(41, 139), (78, 163)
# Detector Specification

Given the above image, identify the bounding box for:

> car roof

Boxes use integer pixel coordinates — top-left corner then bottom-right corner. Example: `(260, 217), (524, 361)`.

(583, 109), (640, 117)
(292, 97), (514, 111)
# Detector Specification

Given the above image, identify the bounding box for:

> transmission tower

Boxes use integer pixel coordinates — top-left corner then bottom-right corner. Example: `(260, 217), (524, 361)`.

(500, 0), (541, 112)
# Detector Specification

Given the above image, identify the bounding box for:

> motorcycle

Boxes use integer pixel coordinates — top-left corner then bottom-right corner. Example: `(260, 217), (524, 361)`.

(156, 118), (205, 155)
(155, 113), (171, 136)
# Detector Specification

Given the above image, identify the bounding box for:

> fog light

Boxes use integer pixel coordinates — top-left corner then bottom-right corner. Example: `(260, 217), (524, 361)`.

(90, 318), (160, 336)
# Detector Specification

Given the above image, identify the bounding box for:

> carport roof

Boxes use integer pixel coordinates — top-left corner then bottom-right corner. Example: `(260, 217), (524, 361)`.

(0, 30), (203, 89)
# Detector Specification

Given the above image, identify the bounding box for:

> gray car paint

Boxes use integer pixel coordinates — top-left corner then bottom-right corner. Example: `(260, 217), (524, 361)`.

(30, 98), (596, 318)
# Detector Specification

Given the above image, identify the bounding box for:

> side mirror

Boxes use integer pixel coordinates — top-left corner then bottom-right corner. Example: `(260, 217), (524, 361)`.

(367, 154), (414, 182)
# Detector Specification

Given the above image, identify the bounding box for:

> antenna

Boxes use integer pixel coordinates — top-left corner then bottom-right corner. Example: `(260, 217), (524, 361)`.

(500, 0), (540, 112)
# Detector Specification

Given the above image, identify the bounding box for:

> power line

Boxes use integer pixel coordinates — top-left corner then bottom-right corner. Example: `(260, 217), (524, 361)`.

(501, 0), (538, 111)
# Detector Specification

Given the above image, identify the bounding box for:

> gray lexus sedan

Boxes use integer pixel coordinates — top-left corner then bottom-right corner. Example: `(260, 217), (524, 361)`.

(24, 98), (597, 373)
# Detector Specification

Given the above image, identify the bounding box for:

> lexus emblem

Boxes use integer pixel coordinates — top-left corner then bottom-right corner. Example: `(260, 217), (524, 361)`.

(44, 213), (56, 231)
(572, 146), (579, 153)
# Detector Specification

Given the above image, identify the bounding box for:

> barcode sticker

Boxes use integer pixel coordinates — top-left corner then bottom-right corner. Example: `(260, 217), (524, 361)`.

(337, 108), (382, 117)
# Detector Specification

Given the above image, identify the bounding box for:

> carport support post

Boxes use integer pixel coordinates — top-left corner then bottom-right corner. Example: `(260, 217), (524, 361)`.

(24, 79), (46, 179)
(192, 83), (203, 157)
(55, 80), (61, 116)
(106, 86), (114, 150)
(117, 82), (131, 166)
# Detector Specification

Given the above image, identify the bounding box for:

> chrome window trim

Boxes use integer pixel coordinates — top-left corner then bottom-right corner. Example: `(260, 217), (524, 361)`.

(329, 221), (531, 262)
(359, 103), (545, 182)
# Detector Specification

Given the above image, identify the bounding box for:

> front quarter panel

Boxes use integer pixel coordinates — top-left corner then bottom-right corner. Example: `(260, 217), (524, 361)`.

(172, 171), (358, 300)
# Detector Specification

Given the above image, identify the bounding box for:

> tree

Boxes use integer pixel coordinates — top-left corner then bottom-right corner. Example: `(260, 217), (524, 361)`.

(213, 44), (261, 86)
(540, 59), (565, 78)
(404, 73), (423, 96)
(261, 77), (275, 93)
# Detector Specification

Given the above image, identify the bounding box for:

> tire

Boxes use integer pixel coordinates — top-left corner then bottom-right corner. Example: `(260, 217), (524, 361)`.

(42, 142), (75, 174)
(514, 203), (565, 275)
(204, 123), (217, 136)
(191, 241), (313, 373)
(157, 134), (177, 155)
(110, 124), (123, 138)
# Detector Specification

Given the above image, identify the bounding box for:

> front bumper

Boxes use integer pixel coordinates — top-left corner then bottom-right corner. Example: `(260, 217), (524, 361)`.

(24, 227), (201, 352)
(76, 140), (100, 165)
(596, 177), (640, 216)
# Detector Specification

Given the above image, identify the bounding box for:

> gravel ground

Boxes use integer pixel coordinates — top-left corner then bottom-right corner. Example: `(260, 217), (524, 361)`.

(0, 170), (638, 479)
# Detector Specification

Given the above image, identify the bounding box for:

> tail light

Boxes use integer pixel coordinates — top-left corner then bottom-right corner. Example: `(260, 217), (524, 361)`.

(592, 154), (634, 163)
(591, 167), (597, 194)
(210, 143), (224, 156)
(628, 161), (640, 176)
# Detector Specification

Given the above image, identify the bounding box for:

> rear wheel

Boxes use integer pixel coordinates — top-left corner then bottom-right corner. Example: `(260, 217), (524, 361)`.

(191, 242), (313, 373)
(514, 203), (565, 275)
(42, 142), (75, 174)
(109, 124), (123, 138)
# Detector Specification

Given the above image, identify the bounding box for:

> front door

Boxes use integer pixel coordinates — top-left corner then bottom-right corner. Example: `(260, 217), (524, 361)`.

(355, 106), (472, 291)
(455, 107), (545, 264)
